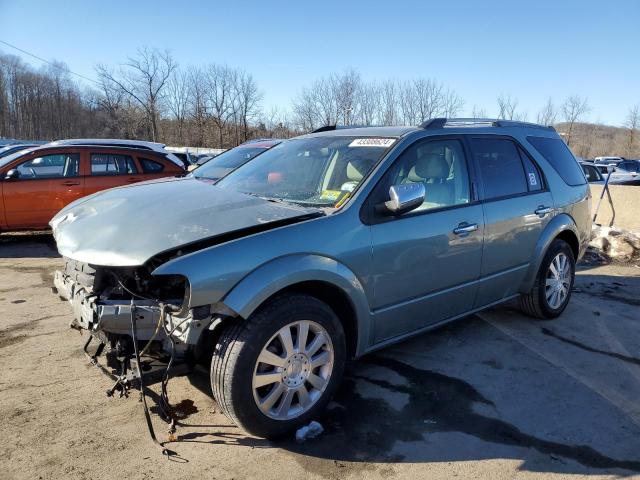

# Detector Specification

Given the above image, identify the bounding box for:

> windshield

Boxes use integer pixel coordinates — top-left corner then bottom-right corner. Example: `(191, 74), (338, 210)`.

(194, 146), (266, 178)
(216, 136), (395, 208)
(0, 147), (36, 169)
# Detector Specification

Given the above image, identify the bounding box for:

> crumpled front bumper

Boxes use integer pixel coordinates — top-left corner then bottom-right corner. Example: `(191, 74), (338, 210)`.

(53, 270), (209, 348)
(53, 270), (162, 340)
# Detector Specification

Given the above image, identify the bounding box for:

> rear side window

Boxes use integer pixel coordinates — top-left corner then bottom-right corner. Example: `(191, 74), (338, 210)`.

(518, 147), (543, 192)
(619, 161), (639, 172)
(91, 153), (137, 176)
(527, 137), (586, 186)
(470, 138), (529, 199)
(581, 164), (601, 182)
(139, 158), (165, 173)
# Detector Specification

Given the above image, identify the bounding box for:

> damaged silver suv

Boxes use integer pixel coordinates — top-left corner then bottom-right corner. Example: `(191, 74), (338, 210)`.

(51, 119), (591, 438)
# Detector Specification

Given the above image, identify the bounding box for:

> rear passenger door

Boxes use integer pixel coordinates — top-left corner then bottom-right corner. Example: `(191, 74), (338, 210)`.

(469, 136), (554, 307)
(84, 151), (140, 196)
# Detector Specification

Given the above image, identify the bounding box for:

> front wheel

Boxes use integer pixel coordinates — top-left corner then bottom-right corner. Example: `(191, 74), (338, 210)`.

(519, 238), (576, 319)
(210, 294), (346, 439)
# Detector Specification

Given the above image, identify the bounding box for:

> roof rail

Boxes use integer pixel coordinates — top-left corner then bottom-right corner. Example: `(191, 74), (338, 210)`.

(311, 125), (368, 133)
(311, 125), (337, 133)
(420, 118), (555, 131)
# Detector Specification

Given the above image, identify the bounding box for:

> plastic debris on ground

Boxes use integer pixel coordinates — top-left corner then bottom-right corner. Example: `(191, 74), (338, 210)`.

(295, 421), (324, 443)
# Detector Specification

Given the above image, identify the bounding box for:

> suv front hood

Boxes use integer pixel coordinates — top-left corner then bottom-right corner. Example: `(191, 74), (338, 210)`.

(50, 177), (321, 267)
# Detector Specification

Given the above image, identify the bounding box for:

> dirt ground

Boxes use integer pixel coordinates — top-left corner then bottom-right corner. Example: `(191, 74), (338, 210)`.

(1, 232), (639, 480)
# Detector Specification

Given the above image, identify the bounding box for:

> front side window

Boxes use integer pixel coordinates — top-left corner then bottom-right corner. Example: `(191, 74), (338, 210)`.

(91, 153), (137, 176)
(217, 137), (395, 208)
(471, 138), (529, 199)
(16, 153), (80, 179)
(375, 138), (471, 212)
(527, 136), (586, 186)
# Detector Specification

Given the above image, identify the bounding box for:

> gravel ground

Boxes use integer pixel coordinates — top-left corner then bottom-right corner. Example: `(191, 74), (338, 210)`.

(1, 233), (639, 480)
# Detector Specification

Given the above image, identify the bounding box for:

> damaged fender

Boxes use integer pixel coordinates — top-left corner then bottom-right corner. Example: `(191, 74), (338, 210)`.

(159, 253), (372, 357)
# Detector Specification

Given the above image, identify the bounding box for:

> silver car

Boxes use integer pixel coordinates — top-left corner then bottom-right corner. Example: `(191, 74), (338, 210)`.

(51, 119), (591, 438)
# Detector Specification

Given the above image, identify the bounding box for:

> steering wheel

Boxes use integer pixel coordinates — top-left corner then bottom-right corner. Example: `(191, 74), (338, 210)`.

(29, 167), (37, 178)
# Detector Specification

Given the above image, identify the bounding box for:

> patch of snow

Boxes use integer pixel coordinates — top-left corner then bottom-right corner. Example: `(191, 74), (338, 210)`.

(295, 421), (324, 443)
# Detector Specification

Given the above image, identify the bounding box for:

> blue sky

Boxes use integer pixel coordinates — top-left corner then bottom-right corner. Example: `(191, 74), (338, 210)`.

(1, 0), (638, 125)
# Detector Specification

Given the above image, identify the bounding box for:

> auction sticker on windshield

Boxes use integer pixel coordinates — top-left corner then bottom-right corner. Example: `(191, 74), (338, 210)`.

(349, 138), (396, 148)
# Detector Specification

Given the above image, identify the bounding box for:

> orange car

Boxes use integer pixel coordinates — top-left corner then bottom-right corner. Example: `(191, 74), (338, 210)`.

(0, 143), (184, 231)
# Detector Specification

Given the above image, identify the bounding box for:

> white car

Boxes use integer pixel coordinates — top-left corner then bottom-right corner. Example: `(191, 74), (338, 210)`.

(594, 156), (623, 165)
(48, 139), (186, 168)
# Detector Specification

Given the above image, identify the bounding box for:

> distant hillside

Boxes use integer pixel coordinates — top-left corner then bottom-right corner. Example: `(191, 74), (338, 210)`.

(554, 122), (638, 160)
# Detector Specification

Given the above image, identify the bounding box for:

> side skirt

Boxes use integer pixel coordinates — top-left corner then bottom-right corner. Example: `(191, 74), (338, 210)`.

(361, 294), (520, 357)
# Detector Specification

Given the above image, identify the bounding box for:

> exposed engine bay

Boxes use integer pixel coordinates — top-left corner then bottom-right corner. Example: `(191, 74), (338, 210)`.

(52, 256), (229, 453)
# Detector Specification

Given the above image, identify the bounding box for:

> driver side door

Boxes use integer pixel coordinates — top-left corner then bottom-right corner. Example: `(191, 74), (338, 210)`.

(367, 137), (484, 343)
(2, 151), (83, 229)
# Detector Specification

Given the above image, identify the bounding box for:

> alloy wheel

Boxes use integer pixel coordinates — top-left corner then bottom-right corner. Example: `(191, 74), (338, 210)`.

(252, 320), (334, 420)
(545, 252), (571, 309)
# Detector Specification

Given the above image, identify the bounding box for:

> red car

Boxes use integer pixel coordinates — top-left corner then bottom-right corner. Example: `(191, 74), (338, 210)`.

(0, 143), (184, 231)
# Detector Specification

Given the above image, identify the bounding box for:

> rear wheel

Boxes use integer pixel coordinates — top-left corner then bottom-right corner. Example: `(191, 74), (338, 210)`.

(519, 239), (575, 319)
(210, 294), (346, 438)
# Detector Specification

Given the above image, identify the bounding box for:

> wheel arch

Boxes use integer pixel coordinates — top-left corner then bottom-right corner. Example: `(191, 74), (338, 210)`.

(220, 254), (371, 358)
(519, 213), (579, 294)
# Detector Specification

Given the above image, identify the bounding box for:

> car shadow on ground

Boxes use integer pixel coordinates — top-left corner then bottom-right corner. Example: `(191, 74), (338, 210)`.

(0, 232), (60, 258)
(177, 301), (640, 476)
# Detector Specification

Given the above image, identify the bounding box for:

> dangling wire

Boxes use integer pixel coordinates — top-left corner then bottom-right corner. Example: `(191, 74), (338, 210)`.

(129, 300), (174, 457)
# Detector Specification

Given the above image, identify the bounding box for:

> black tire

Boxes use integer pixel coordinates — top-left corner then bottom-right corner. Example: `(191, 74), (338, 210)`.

(210, 294), (346, 439)
(519, 239), (575, 319)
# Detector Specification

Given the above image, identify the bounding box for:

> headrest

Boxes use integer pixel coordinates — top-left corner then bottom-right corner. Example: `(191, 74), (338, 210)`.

(415, 152), (449, 179)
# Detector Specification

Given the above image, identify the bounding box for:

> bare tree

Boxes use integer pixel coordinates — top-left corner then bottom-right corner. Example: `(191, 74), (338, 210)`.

(358, 82), (380, 126)
(414, 78), (444, 122)
(442, 89), (464, 117)
(497, 95), (519, 120)
(292, 87), (319, 132)
(96, 47), (176, 141)
(399, 81), (419, 125)
(471, 105), (487, 118)
(332, 68), (361, 126)
(536, 97), (557, 125)
(561, 95), (590, 146)
(188, 68), (208, 147)
(380, 80), (399, 125)
(205, 64), (236, 148)
(234, 70), (262, 142)
(400, 78), (446, 124)
(623, 104), (639, 157)
(166, 68), (190, 144)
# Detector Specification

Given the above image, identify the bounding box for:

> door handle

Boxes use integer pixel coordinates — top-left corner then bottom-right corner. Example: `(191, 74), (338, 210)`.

(535, 206), (553, 217)
(453, 223), (478, 235)
(61, 181), (80, 186)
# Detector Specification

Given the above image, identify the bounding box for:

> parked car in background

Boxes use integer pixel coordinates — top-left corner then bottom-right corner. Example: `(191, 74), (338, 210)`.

(0, 143), (43, 159)
(190, 138), (283, 178)
(580, 161), (605, 184)
(609, 159), (640, 185)
(0, 143), (184, 231)
(49, 139), (188, 169)
(594, 156), (624, 165)
(51, 119), (590, 439)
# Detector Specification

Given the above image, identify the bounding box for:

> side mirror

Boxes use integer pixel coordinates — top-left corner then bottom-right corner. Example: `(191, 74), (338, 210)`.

(4, 169), (19, 181)
(606, 164), (616, 173)
(378, 183), (425, 216)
